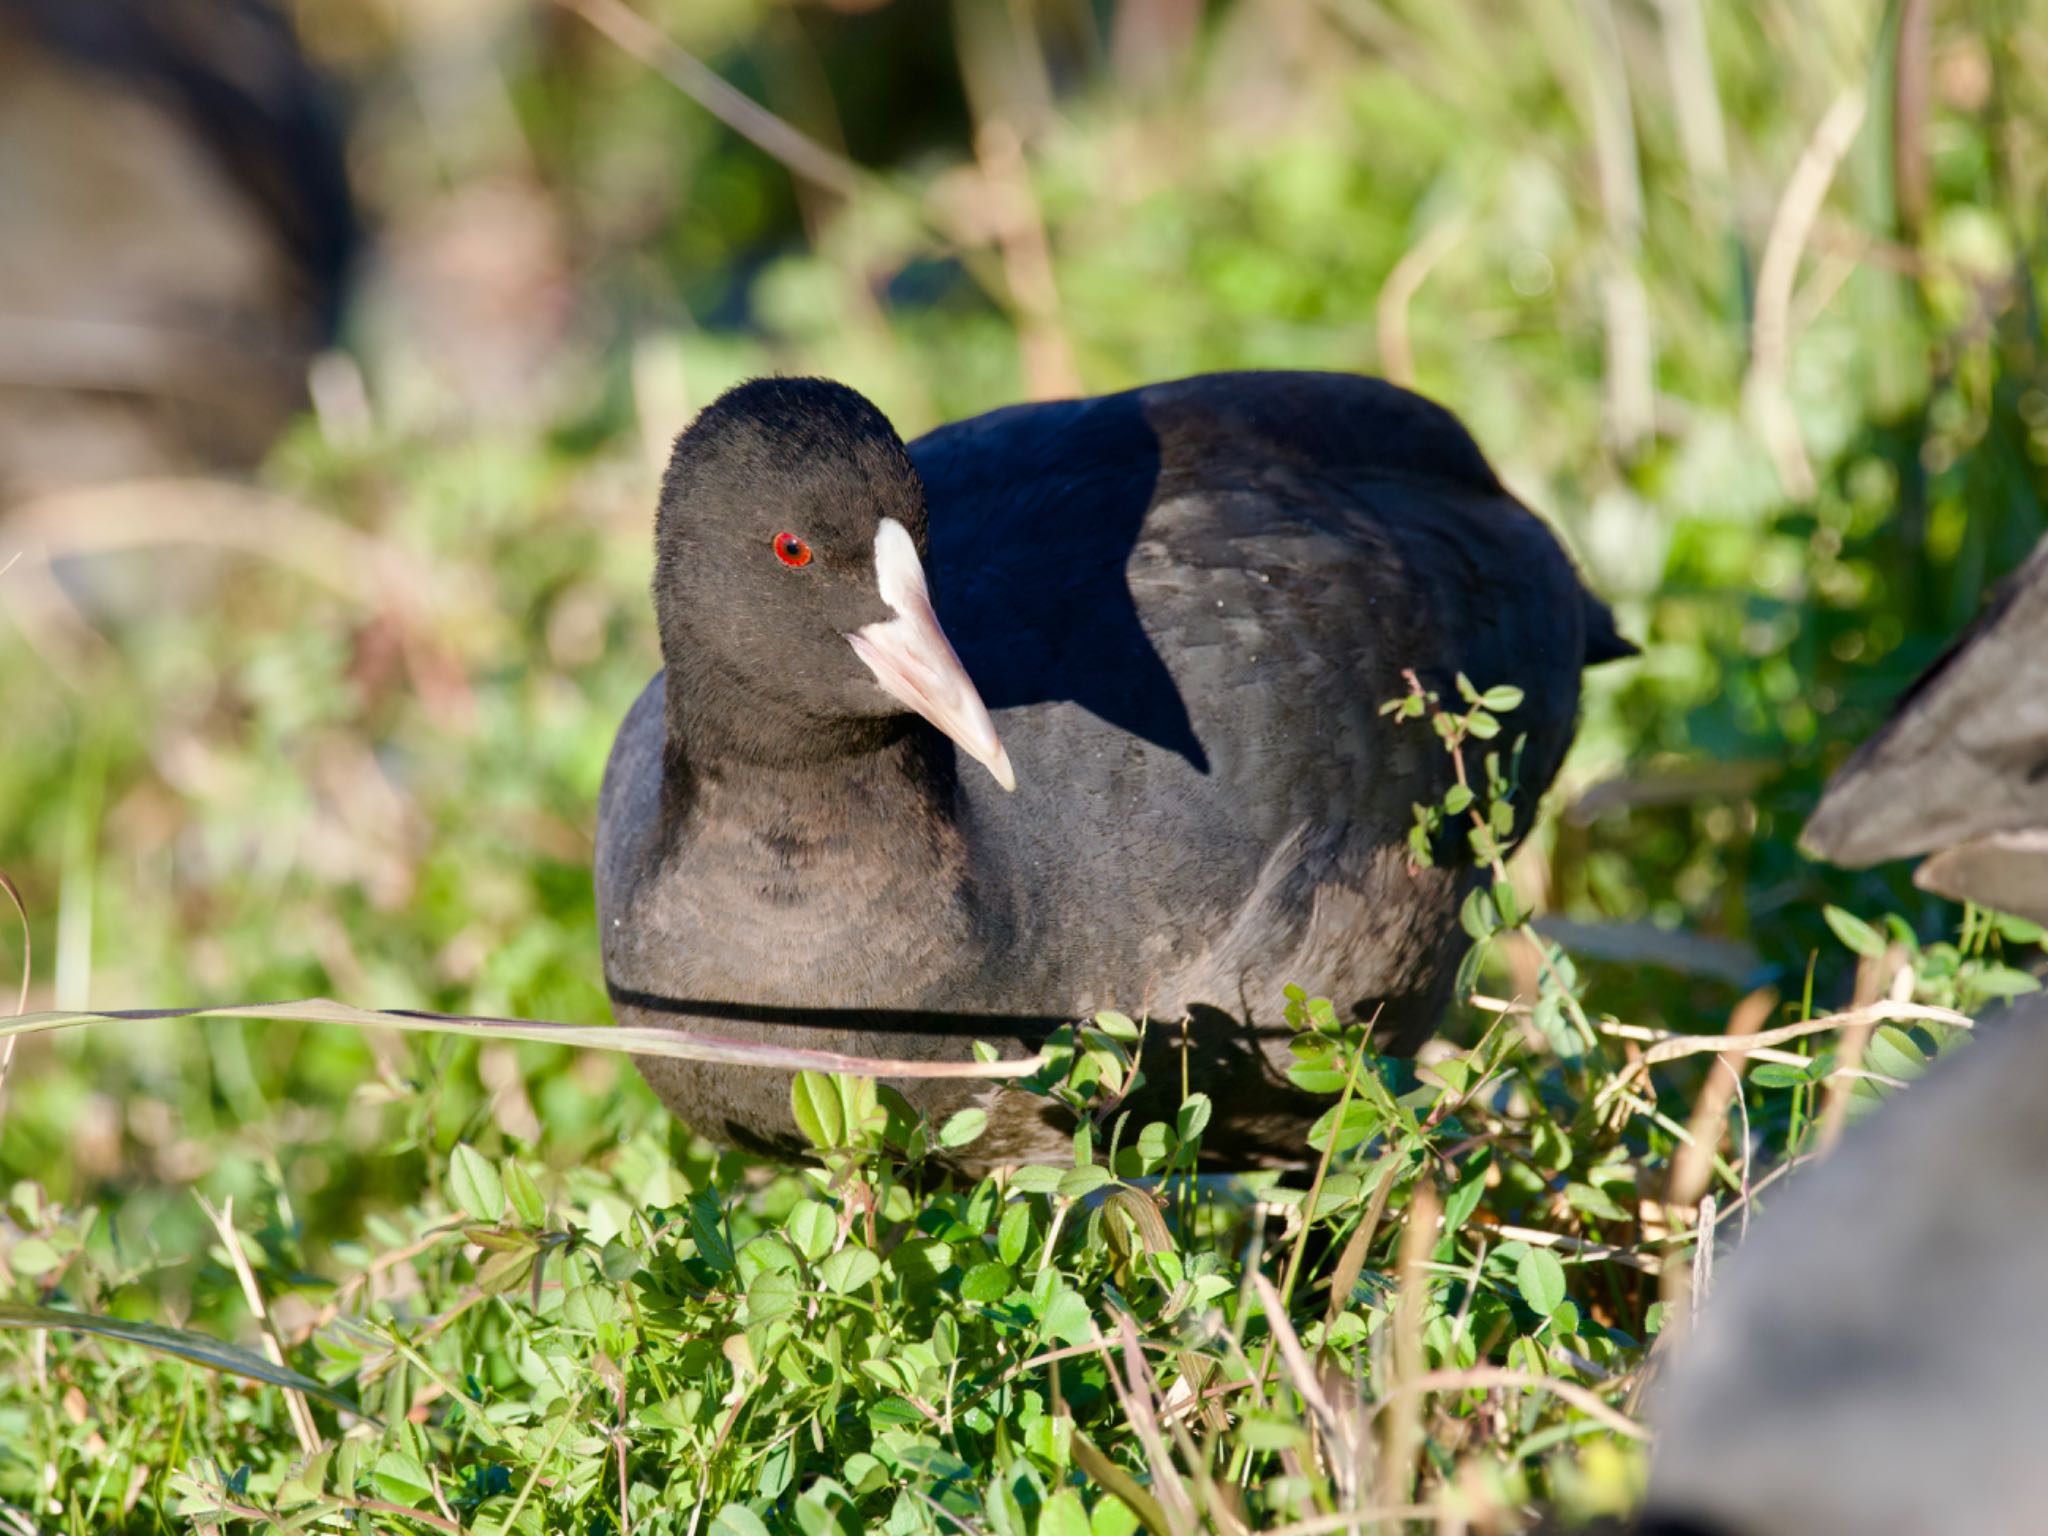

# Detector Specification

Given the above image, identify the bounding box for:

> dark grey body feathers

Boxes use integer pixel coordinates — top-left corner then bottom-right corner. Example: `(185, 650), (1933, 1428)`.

(598, 372), (1623, 1168)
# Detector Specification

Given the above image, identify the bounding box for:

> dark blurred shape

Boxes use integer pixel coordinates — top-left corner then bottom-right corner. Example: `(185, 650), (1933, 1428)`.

(1644, 546), (2048, 1532)
(0, 0), (355, 500)
(1642, 994), (2048, 1535)
(1802, 532), (2048, 924)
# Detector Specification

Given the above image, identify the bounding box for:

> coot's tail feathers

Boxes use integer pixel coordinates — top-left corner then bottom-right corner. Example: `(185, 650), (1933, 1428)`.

(1583, 595), (1637, 665)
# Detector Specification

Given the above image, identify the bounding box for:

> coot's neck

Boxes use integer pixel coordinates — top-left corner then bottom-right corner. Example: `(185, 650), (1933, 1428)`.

(657, 648), (962, 837)
(651, 651), (946, 819)
(652, 658), (993, 995)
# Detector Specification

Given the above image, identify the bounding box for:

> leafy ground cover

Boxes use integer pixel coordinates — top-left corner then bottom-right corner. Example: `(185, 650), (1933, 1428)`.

(0, 691), (2039, 1533)
(3, 0), (2047, 1530)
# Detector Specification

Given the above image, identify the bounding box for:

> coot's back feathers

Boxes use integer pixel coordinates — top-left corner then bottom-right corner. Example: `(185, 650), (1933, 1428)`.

(1802, 531), (2048, 920)
(597, 370), (1625, 1168)
(1646, 537), (2048, 1534)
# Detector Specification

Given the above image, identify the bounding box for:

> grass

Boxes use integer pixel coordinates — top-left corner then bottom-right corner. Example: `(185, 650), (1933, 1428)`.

(0, 692), (2039, 1532)
(3, 0), (2048, 1529)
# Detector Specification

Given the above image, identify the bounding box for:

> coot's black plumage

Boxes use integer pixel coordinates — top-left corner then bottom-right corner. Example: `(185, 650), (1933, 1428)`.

(1642, 538), (2048, 1535)
(1803, 531), (2048, 923)
(1642, 996), (2048, 1536)
(597, 371), (1629, 1168)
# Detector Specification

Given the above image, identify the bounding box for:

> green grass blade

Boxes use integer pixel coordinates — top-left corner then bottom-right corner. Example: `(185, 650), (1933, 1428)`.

(0, 1300), (365, 1417)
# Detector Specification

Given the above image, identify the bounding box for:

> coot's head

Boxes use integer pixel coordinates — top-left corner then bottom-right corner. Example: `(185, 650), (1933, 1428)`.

(653, 376), (1014, 789)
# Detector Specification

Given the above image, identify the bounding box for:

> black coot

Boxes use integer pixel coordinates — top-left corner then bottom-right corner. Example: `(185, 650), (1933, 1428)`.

(1641, 998), (2048, 1536)
(0, 0), (355, 495)
(1803, 531), (2048, 923)
(596, 372), (1629, 1168)
(1644, 535), (2048, 1535)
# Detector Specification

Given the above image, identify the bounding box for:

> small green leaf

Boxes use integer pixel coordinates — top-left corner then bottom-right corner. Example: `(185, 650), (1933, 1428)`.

(1748, 1061), (1816, 1089)
(447, 1144), (503, 1224)
(1305, 1098), (1379, 1154)
(1057, 1165), (1114, 1200)
(1492, 877), (1524, 928)
(795, 1483), (860, 1536)
(960, 1262), (1012, 1303)
(711, 1505), (773, 1536)
(820, 1245), (882, 1294)
(8, 1238), (61, 1277)
(757, 1437), (796, 1500)
(1864, 1025), (1928, 1083)
(1041, 1489), (1092, 1536)
(1531, 1115), (1573, 1173)
(1516, 1248), (1568, 1317)
(1177, 1094), (1212, 1143)
(1441, 1155), (1491, 1235)
(791, 1071), (844, 1150)
(689, 1190), (735, 1273)
(1991, 911), (2046, 944)
(1466, 710), (1501, 739)
(744, 1269), (800, 1325)
(1968, 963), (2043, 999)
(1443, 782), (1474, 816)
(1459, 887), (1499, 941)
(1093, 1495), (1142, 1536)
(1287, 1063), (1348, 1094)
(938, 1108), (988, 1149)
(1092, 1010), (1140, 1041)
(1008, 1166), (1065, 1195)
(1564, 1182), (1631, 1223)
(785, 1200), (837, 1263)
(997, 1203), (1032, 1266)
(1041, 1289), (1095, 1345)
(1134, 1121), (1174, 1169)
(1238, 1412), (1310, 1450)
(504, 1160), (546, 1227)
(1480, 684), (1524, 712)
(372, 1450), (433, 1509)
(1822, 905), (1887, 959)
(832, 1074), (880, 1147)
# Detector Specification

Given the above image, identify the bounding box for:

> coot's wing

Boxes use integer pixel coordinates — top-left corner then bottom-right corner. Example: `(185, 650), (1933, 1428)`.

(908, 371), (1621, 1062)
(1803, 533), (2048, 871)
(913, 370), (1621, 759)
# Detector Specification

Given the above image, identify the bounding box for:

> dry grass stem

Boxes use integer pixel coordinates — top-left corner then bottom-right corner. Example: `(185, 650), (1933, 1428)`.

(1747, 86), (1868, 498)
(0, 869), (26, 1120)
(1377, 215), (1467, 387)
(1376, 1177), (1438, 1510)
(2, 998), (1044, 1079)
(555, 0), (868, 201)
(198, 1196), (321, 1457)
(1371, 1367), (1648, 1443)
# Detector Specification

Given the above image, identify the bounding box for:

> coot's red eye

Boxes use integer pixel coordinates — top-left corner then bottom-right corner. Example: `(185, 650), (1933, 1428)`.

(773, 532), (811, 567)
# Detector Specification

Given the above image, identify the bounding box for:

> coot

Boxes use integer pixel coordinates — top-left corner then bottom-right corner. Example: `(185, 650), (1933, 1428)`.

(596, 372), (1629, 1168)
(0, 0), (355, 497)
(1803, 531), (2048, 923)
(1644, 536), (2048, 1534)
(1641, 996), (2048, 1536)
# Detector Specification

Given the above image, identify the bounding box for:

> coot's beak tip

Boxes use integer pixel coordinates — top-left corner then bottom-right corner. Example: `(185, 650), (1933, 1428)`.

(851, 516), (1020, 793)
(989, 743), (1017, 793)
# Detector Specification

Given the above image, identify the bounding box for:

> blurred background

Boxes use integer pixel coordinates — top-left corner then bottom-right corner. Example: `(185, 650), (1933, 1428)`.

(0, 0), (2043, 1300)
